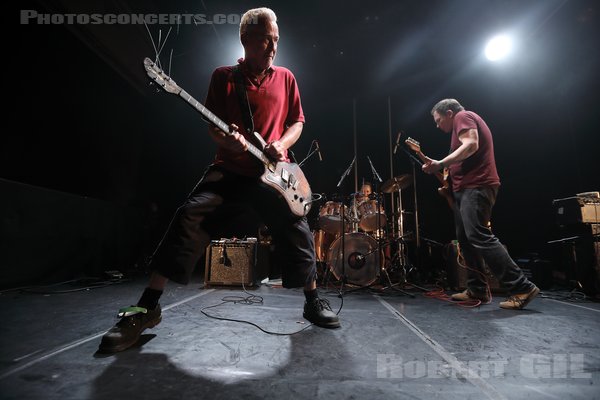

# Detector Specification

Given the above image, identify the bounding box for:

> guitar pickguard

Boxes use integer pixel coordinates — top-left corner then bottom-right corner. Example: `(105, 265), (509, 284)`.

(262, 162), (311, 216)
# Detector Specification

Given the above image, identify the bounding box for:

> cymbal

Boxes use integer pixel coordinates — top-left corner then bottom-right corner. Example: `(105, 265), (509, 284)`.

(381, 174), (412, 193)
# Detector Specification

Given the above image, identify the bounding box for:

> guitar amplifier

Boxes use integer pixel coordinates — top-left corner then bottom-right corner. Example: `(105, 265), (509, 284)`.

(205, 239), (258, 287)
(204, 238), (269, 287)
(553, 195), (600, 224)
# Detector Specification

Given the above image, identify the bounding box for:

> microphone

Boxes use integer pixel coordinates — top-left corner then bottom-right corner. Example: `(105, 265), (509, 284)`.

(367, 156), (383, 182)
(315, 140), (323, 161)
(288, 149), (298, 163)
(393, 131), (402, 154)
(220, 243), (230, 266)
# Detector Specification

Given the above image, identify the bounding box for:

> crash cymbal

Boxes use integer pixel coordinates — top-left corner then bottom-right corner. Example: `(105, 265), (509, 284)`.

(381, 174), (412, 193)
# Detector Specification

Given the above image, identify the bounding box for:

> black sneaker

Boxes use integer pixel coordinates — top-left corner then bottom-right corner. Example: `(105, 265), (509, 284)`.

(303, 298), (341, 329)
(98, 305), (162, 353)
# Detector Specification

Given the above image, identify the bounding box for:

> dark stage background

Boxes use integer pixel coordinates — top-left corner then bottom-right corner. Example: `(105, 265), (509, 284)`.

(3, 0), (599, 286)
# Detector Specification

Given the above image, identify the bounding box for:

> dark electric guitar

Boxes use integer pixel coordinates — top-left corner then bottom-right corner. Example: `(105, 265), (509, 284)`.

(405, 137), (454, 209)
(143, 57), (312, 217)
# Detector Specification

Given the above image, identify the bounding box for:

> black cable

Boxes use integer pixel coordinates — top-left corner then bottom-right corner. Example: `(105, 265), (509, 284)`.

(0, 277), (128, 295)
(200, 301), (314, 336)
(201, 239), (343, 334)
(201, 239), (314, 335)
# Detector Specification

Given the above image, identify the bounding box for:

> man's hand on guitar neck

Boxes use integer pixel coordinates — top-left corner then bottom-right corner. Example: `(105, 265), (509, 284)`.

(422, 156), (445, 174)
(208, 123), (248, 154)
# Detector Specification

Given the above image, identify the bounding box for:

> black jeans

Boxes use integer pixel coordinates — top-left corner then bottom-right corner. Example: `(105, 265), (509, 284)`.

(149, 166), (317, 288)
(453, 186), (533, 294)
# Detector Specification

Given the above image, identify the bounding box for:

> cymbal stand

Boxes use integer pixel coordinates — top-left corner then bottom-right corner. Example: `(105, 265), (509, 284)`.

(388, 184), (413, 285)
(367, 156), (413, 297)
(396, 185), (407, 265)
(396, 145), (430, 291)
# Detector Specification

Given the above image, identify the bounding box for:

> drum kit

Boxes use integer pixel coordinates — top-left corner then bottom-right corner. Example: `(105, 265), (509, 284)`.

(313, 173), (414, 288)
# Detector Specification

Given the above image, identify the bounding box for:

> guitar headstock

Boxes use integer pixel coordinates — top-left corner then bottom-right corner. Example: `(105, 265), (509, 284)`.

(143, 57), (181, 95)
(405, 137), (421, 153)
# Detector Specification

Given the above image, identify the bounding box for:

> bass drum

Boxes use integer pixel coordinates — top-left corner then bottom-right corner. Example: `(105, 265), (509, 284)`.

(313, 229), (337, 263)
(327, 232), (381, 286)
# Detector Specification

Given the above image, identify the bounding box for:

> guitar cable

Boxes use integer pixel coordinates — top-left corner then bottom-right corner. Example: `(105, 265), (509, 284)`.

(423, 241), (492, 308)
(200, 240), (318, 335)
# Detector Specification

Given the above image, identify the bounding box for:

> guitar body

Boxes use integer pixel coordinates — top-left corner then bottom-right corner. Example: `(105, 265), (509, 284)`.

(437, 185), (454, 209)
(259, 161), (312, 217)
(438, 167), (454, 209)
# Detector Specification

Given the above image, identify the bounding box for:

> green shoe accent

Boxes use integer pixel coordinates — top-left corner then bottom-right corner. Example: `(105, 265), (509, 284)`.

(118, 306), (148, 317)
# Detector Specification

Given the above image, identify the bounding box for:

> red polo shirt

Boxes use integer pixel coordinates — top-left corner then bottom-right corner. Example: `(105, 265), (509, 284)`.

(204, 60), (305, 177)
(449, 110), (500, 191)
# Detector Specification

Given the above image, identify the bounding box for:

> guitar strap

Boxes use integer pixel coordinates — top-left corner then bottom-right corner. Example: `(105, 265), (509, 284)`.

(232, 65), (255, 135)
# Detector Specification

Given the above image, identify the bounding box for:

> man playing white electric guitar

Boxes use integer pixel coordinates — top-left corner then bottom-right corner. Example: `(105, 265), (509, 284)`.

(99, 7), (339, 354)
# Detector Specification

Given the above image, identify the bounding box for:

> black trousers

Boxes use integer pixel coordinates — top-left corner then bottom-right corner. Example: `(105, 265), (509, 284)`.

(453, 186), (534, 294)
(149, 166), (317, 288)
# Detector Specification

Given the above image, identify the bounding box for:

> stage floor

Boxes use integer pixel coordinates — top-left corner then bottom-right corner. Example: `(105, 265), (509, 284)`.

(1, 275), (598, 400)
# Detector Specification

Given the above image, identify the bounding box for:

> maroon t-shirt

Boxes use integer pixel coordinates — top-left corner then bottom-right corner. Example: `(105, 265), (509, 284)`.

(204, 61), (305, 177)
(449, 110), (500, 191)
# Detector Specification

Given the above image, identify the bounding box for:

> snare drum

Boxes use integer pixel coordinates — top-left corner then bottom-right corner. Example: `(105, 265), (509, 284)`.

(318, 201), (344, 234)
(357, 200), (387, 232)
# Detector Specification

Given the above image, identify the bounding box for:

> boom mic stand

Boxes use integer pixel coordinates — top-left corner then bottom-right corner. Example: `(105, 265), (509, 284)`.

(333, 157), (356, 294)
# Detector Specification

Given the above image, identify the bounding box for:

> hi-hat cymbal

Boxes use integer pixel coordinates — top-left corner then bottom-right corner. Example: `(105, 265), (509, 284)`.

(381, 174), (412, 193)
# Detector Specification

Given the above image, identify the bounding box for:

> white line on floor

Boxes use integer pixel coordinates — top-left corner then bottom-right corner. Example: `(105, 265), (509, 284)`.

(375, 295), (508, 400)
(544, 298), (600, 313)
(0, 290), (215, 380)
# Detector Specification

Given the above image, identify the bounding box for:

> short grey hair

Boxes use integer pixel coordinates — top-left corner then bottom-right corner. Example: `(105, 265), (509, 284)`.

(239, 7), (277, 38)
(431, 99), (465, 116)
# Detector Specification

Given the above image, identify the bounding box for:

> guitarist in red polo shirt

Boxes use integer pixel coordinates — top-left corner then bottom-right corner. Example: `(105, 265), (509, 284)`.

(99, 7), (339, 354)
(422, 99), (539, 310)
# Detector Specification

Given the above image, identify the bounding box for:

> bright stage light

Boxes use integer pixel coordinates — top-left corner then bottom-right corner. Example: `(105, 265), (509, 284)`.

(485, 35), (512, 61)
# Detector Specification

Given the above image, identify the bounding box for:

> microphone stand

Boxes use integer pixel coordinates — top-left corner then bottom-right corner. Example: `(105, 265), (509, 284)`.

(333, 157), (356, 294)
(298, 141), (320, 167)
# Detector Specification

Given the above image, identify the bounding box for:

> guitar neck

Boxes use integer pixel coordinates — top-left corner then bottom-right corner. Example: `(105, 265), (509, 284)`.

(414, 149), (445, 184)
(178, 89), (270, 165)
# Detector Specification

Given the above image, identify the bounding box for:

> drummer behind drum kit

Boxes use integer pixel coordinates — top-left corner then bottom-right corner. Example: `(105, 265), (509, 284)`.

(313, 174), (413, 287)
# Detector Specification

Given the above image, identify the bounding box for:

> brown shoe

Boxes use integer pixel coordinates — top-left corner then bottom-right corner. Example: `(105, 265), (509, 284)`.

(500, 286), (540, 310)
(451, 289), (490, 302)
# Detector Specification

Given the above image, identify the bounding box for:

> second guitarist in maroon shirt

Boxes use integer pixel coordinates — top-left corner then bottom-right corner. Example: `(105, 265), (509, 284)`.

(422, 98), (539, 310)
